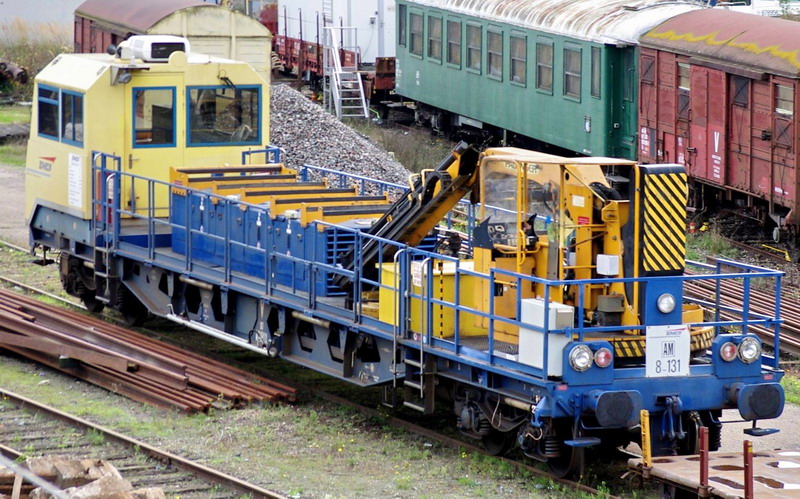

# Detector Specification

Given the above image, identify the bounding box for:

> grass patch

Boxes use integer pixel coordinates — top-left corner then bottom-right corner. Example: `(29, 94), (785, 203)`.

(782, 372), (800, 405)
(0, 143), (26, 166)
(344, 118), (455, 173)
(0, 106), (31, 124)
(686, 229), (742, 262)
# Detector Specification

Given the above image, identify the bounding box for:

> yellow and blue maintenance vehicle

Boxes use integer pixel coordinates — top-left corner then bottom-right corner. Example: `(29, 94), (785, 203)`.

(25, 36), (785, 477)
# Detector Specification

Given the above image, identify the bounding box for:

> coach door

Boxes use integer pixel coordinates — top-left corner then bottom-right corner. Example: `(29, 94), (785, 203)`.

(689, 66), (727, 185)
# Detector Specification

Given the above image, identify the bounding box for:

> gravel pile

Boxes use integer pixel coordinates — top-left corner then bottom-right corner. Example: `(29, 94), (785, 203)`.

(269, 84), (410, 185)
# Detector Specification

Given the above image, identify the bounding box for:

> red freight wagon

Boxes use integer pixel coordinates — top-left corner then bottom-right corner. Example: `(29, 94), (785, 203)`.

(638, 9), (799, 240)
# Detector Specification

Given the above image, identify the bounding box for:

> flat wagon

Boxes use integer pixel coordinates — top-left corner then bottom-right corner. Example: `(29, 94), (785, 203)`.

(24, 37), (786, 479)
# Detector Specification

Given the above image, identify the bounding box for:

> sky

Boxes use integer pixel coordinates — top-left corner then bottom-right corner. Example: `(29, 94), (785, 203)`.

(0, 0), (85, 28)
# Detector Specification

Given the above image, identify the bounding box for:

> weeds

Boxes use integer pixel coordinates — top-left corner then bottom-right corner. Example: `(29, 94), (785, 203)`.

(782, 372), (800, 405)
(344, 118), (455, 173)
(0, 19), (72, 100)
(686, 228), (742, 262)
(86, 429), (105, 446)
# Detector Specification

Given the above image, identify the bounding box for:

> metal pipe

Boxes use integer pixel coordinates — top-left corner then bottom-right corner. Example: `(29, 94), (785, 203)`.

(291, 310), (330, 328)
(165, 312), (269, 356)
(179, 274), (214, 291)
(502, 397), (532, 412)
(744, 440), (753, 499)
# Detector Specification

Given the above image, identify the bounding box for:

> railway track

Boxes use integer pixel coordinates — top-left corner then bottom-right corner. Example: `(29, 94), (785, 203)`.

(0, 388), (284, 498)
(0, 242), (615, 496)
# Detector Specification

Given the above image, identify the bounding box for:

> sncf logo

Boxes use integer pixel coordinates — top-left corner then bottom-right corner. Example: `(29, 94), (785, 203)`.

(38, 157), (55, 172)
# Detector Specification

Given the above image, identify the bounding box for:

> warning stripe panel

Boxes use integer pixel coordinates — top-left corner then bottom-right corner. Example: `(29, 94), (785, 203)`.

(642, 173), (687, 273)
(592, 326), (713, 359)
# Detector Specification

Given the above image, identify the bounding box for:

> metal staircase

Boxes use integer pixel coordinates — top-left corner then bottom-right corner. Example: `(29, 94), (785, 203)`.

(322, 26), (368, 119)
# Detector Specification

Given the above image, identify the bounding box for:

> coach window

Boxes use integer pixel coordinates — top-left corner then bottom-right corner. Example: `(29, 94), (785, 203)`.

(447, 20), (461, 67)
(398, 4), (407, 47)
(428, 15), (442, 62)
(37, 86), (59, 140)
(563, 46), (581, 100)
(732, 76), (749, 107)
(536, 39), (553, 93)
(409, 12), (423, 57)
(133, 88), (175, 147)
(775, 84), (794, 147)
(61, 91), (84, 146)
(188, 86), (260, 146)
(510, 34), (526, 86)
(590, 47), (601, 98)
(487, 30), (502, 80)
(677, 63), (690, 120)
(467, 23), (481, 72)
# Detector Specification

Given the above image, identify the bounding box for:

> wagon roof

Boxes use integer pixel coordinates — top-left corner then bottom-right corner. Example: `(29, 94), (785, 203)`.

(405, 0), (705, 45)
(76, 0), (209, 34)
(642, 9), (800, 78)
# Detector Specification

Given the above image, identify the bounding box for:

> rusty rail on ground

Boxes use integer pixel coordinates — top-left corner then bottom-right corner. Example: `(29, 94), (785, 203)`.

(0, 288), (295, 411)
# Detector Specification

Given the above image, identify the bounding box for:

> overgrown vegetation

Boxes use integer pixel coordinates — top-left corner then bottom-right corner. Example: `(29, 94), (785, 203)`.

(345, 117), (455, 173)
(685, 227), (743, 263)
(0, 19), (71, 101)
(783, 372), (800, 405)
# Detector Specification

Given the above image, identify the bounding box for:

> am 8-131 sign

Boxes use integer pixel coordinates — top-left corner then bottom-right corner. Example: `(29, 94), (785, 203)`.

(645, 325), (690, 377)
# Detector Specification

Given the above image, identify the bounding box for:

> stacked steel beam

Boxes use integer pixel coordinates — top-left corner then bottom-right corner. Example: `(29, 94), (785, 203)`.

(0, 289), (295, 411)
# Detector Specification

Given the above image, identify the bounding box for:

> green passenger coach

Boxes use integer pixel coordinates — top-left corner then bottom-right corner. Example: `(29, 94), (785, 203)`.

(394, 0), (704, 159)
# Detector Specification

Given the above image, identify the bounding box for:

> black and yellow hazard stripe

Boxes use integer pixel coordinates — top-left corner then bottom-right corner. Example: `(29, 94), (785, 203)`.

(585, 326), (714, 359)
(639, 167), (688, 275)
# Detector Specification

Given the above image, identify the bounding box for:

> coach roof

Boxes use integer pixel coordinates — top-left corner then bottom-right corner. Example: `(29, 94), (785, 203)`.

(642, 9), (800, 78)
(405, 0), (705, 45)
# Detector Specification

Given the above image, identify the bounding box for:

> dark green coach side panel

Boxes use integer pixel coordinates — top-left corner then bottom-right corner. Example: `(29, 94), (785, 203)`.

(395, 1), (637, 160)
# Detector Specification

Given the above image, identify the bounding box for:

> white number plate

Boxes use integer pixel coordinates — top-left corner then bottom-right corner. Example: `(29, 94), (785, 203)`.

(646, 325), (690, 377)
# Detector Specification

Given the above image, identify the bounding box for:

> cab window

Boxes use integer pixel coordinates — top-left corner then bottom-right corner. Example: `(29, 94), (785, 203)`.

(133, 87), (175, 147)
(37, 86), (60, 140)
(37, 85), (84, 146)
(61, 91), (84, 145)
(187, 86), (261, 146)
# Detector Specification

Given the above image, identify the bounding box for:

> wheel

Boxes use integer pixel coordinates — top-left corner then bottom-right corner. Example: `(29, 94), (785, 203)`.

(481, 429), (516, 456)
(546, 420), (585, 479)
(117, 286), (147, 327)
(80, 291), (105, 313)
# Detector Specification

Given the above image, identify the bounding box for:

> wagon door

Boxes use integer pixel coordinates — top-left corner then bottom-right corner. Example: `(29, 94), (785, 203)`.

(689, 66), (728, 185)
(727, 76), (752, 191)
(771, 79), (797, 223)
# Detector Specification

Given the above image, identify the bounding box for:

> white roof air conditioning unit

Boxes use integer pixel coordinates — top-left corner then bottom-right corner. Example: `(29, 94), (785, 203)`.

(124, 35), (191, 62)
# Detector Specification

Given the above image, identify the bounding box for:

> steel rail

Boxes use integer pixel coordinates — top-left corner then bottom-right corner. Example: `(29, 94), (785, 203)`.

(0, 388), (286, 499)
(0, 288), (295, 410)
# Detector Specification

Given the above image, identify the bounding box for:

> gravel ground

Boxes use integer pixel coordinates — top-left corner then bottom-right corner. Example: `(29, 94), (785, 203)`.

(269, 84), (410, 185)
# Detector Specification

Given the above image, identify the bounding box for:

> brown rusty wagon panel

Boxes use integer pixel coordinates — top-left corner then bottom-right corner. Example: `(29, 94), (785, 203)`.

(639, 9), (800, 230)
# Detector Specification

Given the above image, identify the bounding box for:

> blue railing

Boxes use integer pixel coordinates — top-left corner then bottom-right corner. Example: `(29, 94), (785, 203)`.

(91, 154), (785, 380)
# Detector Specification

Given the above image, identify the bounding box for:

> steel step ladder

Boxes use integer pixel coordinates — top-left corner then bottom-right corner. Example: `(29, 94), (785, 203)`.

(323, 26), (368, 119)
(403, 347), (436, 414)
